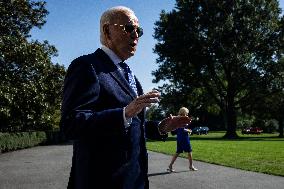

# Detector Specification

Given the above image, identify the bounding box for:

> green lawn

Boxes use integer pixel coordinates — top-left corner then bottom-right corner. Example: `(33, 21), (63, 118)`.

(147, 131), (284, 176)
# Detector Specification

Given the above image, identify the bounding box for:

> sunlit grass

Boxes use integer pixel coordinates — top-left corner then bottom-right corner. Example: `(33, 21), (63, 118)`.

(147, 131), (284, 176)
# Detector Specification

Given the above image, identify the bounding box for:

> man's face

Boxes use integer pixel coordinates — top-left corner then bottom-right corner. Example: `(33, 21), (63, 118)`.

(106, 12), (141, 61)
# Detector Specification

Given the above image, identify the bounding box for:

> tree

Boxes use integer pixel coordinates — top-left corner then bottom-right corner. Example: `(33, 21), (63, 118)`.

(145, 104), (165, 121)
(153, 0), (284, 138)
(0, 0), (66, 131)
(247, 57), (284, 137)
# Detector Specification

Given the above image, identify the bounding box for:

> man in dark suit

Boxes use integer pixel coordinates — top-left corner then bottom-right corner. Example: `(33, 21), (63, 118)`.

(60, 6), (191, 189)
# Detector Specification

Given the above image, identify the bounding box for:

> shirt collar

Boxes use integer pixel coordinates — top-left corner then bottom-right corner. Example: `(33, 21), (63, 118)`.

(101, 45), (122, 65)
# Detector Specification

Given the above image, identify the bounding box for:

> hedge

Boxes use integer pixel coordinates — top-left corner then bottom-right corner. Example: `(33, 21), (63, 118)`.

(0, 131), (67, 153)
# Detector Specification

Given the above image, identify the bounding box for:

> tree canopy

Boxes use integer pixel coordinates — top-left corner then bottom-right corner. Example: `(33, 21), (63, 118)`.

(153, 0), (284, 138)
(0, 0), (66, 131)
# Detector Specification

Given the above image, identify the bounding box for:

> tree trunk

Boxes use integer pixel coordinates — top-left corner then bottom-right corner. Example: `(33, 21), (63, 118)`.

(278, 118), (283, 138)
(223, 110), (238, 139)
(223, 94), (238, 139)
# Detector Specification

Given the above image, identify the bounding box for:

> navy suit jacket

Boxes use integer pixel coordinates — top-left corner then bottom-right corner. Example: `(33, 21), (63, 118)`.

(60, 49), (149, 189)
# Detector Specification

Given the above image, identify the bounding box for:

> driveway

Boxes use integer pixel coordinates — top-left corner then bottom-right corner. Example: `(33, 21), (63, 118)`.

(148, 151), (284, 189)
(0, 144), (283, 189)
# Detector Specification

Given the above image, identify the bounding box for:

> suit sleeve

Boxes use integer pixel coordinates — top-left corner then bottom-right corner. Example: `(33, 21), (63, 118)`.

(60, 58), (125, 140)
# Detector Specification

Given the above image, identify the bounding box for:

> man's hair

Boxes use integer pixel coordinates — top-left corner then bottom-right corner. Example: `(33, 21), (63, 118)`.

(100, 6), (135, 45)
(178, 107), (189, 116)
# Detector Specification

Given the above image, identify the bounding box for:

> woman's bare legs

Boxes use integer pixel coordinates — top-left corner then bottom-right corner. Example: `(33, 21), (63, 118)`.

(168, 153), (180, 172)
(188, 152), (198, 171)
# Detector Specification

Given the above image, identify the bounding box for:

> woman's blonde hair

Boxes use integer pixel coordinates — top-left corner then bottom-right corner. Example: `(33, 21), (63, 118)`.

(178, 107), (189, 116)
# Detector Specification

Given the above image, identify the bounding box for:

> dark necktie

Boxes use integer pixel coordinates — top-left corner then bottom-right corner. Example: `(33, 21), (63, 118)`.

(118, 62), (138, 95)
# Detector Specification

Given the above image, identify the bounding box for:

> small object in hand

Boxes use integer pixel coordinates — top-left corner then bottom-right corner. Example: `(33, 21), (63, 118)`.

(150, 97), (160, 102)
(158, 115), (192, 134)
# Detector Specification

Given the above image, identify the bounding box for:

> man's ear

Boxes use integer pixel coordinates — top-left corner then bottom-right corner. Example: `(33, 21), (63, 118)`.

(103, 24), (111, 39)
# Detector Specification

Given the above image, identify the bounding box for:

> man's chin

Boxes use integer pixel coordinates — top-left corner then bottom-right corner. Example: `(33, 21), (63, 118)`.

(126, 51), (135, 58)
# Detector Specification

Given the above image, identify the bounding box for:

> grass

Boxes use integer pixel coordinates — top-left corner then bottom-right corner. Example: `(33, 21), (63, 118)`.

(146, 131), (284, 177)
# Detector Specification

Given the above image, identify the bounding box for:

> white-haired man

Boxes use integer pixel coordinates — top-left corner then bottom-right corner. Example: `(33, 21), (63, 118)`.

(61, 6), (191, 189)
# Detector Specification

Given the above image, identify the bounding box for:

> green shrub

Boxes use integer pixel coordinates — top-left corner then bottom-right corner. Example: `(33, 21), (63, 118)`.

(0, 131), (47, 153)
(0, 130), (68, 153)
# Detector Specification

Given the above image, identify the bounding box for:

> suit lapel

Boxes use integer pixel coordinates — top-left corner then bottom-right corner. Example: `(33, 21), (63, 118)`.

(135, 76), (143, 96)
(109, 70), (137, 99)
(96, 49), (138, 99)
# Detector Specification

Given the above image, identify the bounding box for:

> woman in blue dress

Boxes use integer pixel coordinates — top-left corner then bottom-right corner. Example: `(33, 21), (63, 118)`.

(167, 107), (198, 172)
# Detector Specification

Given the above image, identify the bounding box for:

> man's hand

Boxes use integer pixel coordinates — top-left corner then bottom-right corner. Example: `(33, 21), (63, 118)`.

(125, 90), (160, 118)
(158, 115), (192, 134)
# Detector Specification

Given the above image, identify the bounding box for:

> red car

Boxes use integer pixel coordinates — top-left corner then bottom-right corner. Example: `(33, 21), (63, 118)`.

(241, 127), (263, 134)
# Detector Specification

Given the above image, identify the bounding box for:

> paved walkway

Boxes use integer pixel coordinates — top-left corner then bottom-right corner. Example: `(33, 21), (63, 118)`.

(0, 144), (283, 189)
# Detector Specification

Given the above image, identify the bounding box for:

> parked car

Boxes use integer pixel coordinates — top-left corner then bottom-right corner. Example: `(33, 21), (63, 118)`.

(144, 120), (168, 141)
(191, 126), (209, 135)
(241, 127), (263, 134)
